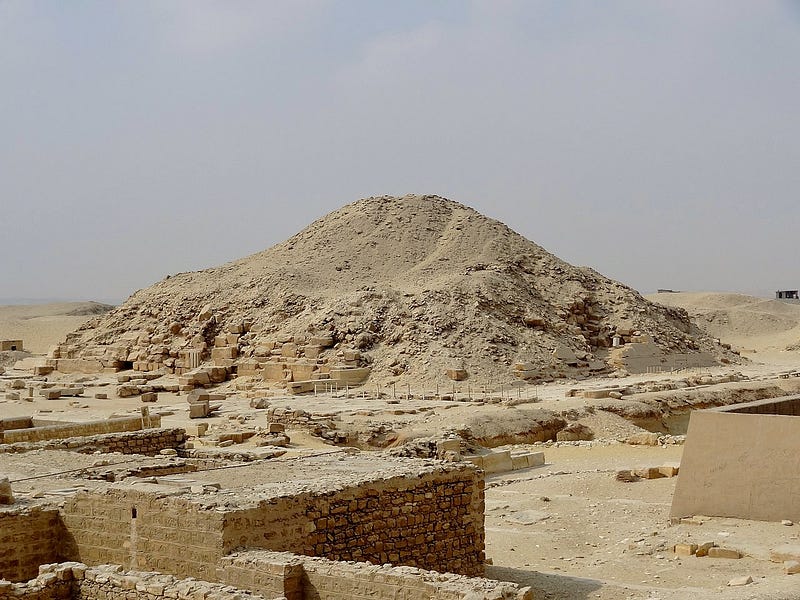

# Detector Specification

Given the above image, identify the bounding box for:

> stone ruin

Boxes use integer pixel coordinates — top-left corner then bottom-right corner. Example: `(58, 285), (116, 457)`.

(0, 419), (532, 600)
(46, 195), (738, 388)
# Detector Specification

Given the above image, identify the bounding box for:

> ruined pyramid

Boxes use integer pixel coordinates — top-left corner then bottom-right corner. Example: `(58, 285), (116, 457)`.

(58, 195), (735, 385)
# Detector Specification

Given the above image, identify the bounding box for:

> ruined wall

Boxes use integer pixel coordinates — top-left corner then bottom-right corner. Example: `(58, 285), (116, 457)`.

(0, 507), (64, 582)
(671, 407), (800, 522)
(0, 563), (275, 600)
(218, 551), (531, 600)
(0, 427), (184, 456)
(60, 489), (224, 581)
(722, 395), (800, 416)
(2, 415), (161, 444)
(59, 463), (483, 581)
(222, 465), (485, 576)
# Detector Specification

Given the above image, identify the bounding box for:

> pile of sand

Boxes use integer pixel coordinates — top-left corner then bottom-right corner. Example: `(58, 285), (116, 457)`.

(647, 291), (800, 354)
(60, 195), (735, 384)
(0, 302), (113, 354)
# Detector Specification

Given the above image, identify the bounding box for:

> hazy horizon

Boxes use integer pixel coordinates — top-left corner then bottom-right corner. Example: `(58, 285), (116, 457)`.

(3, 1), (799, 302)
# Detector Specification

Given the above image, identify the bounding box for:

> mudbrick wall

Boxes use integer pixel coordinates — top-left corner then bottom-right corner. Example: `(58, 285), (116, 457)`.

(58, 462), (484, 579)
(0, 507), (65, 582)
(222, 466), (485, 576)
(0, 427), (184, 456)
(60, 488), (224, 581)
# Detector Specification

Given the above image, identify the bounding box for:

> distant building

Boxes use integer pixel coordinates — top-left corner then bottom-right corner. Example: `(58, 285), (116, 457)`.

(775, 290), (800, 303)
(0, 340), (23, 351)
(657, 289), (680, 294)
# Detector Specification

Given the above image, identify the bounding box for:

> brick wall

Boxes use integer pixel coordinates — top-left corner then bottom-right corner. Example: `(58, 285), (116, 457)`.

(59, 462), (483, 581)
(0, 427), (184, 456)
(60, 488), (224, 581)
(0, 507), (64, 582)
(221, 465), (485, 576)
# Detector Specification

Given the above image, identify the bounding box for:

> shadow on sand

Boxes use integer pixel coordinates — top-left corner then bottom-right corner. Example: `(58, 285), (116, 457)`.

(486, 565), (603, 600)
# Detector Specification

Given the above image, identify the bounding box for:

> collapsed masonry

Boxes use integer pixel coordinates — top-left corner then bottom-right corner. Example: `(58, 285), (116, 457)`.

(0, 423), (531, 600)
(49, 195), (737, 387)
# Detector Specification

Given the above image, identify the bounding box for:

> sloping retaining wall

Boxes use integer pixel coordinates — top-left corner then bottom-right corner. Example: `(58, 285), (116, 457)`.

(671, 395), (800, 522)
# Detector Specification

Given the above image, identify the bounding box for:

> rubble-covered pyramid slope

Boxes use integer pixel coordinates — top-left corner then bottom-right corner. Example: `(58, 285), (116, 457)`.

(62, 195), (736, 384)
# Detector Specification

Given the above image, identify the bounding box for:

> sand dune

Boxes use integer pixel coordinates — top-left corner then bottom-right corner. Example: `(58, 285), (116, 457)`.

(0, 301), (113, 354)
(646, 291), (800, 354)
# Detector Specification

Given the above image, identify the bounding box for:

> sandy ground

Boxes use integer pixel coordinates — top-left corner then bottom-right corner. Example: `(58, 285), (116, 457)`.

(647, 292), (800, 358)
(0, 302), (112, 354)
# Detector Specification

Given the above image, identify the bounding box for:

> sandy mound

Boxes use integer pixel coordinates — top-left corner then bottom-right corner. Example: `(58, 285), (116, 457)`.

(60, 195), (734, 384)
(0, 302), (114, 354)
(647, 291), (800, 353)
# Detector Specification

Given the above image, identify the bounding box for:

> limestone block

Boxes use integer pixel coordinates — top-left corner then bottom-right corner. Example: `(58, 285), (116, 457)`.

(770, 545), (800, 563)
(0, 477), (13, 504)
(281, 343), (298, 358)
(520, 451), (544, 467)
(140, 392), (158, 403)
(674, 543), (697, 556)
(268, 422), (286, 433)
(330, 367), (370, 385)
(446, 368), (468, 381)
(695, 542), (715, 557)
(552, 343), (578, 365)
(311, 335), (334, 348)
(211, 346), (237, 360)
(214, 336), (228, 348)
(189, 403), (210, 419)
(784, 560), (800, 574)
(262, 362), (286, 381)
(658, 465), (679, 477)
(511, 455), (529, 471)
(633, 467), (666, 480)
(304, 345), (323, 359)
(226, 334), (240, 346)
(343, 349), (361, 362)
(481, 450), (513, 474)
(290, 362), (317, 381)
(708, 547), (740, 559)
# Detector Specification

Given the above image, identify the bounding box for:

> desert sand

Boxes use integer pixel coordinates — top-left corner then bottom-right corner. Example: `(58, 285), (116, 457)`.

(0, 302), (112, 354)
(648, 291), (800, 365)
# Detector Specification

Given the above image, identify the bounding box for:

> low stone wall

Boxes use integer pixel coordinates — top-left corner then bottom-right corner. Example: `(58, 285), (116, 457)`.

(60, 487), (225, 581)
(718, 394), (800, 416)
(2, 415), (161, 444)
(0, 427), (184, 456)
(218, 551), (532, 600)
(0, 507), (64, 582)
(59, 460), (483, 579)
(0, 563), (277, 600)
(221, 464), (485, 576)
(0, 417), (33, 431)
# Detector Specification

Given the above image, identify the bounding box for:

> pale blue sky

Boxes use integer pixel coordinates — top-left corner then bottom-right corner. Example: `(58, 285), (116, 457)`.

(2, 1), (799, 303)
